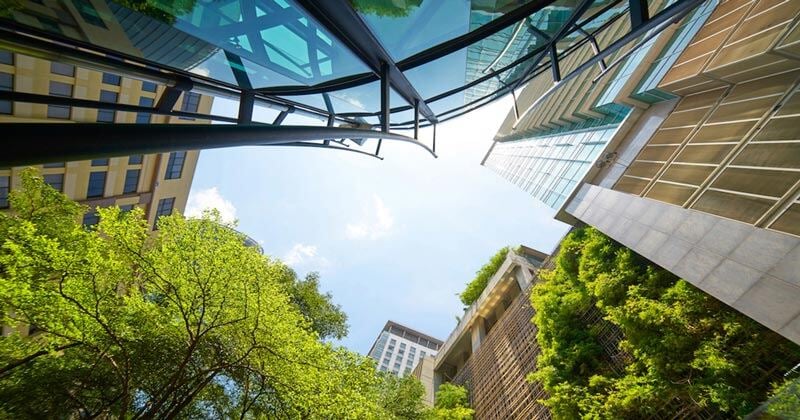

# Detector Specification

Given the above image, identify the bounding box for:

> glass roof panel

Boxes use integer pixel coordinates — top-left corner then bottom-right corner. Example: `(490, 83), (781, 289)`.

(0, 0), (370, 88)
(403, 4), (570, 102)
(354, 0), (541, 61)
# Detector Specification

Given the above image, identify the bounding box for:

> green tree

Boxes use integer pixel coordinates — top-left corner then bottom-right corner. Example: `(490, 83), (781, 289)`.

(529, 227), (800, 419)
(0, 169), (383, 418)
(282, 271), (349, 340)
(350, 0), (423, 17)
(426, 383), (473, 419)
(377, 373), (427, 419)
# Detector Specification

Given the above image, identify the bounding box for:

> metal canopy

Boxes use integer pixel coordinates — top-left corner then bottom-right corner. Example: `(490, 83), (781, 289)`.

(0, 0), (706, 166)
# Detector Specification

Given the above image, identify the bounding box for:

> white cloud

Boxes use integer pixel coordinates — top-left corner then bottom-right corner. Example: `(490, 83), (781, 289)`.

(284, 243), (317, 265)
(283, 243), (331, 269)
(345, 195), (395, 240)
(185, 187), (237, 223)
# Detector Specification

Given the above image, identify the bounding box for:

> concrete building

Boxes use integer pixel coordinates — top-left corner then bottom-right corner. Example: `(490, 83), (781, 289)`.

(431, 246), (550, 419)
(484, 0), (800, 345)
(367, 320), (443, 377)
(410, 355), (437, 407)
(0, 49), (212, 229)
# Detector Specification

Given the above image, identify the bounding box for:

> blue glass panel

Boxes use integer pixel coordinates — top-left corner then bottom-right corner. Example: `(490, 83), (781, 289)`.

(0, 0), (369, 89)
(356, 0), (545, 61)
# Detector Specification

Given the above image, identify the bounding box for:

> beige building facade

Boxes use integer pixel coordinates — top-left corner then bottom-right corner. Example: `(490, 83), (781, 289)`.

(0, 50), (211, 228)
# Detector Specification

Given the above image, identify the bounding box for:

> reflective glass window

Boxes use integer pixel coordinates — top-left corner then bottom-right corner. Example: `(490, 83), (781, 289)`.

(83, 211), (100, 227)
(165, 151), (186, 179)
(128, 155), (144, 165)
(102, 72), (121, 86)
(43, 162), (65, 168)
(137, 97), (154, 124)
(43, 174), (64, 192)
(0, 50), (12, 65)
(49, 81), (72, 97)
(50, 62), (75, 77)
(86, 171), (106, 198)
(123, 169), (140, 194)
(91, 158), (109, 166)
(141, 81), (157, 93)
(0, 176), (9, 208)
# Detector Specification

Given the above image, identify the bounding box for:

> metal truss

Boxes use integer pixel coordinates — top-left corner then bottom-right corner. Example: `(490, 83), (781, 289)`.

(0, 0), (706, 166)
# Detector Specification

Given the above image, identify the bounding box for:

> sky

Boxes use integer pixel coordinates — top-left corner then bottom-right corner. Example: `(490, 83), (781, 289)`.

(185, 95), (569, 354)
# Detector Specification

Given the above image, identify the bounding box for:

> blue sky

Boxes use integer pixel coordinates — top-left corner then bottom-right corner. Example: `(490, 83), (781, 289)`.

(186, 96), (569, 354)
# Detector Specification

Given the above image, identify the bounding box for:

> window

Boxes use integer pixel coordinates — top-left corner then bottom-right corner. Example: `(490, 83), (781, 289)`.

(101, 72), (121, 85)
(128, 155), (143, 165)
(91, 158), (108, 166)
(0, 176), (9, 208)
(399, 343), (406, 349)
(0, 72), (11, 115)
(379, 366), (387, 372)
(49, 81), (72, 97)
(119, 204), (135, 212)
(164, 151), (186, 179)
(48, 105), (70, 119)
(404, 368), (411, 375)
(97, 89), (117, 122)
(420, 351), (426, 359)
(72, 0), (107, 28)
(154, 197), (175, 228)
(389, 339), (396, 345)
(123, 169), (139, 194)
(0, 50), (12, 65)
(43, 174), (64, 192)
(97, 109), (114, 122)
(50, 62), (74, 76)
(48, 81), (72, 119)
(136, 97), (154, 124)
(180, 92), (200, 113)
(43, 162), (65, 168)
(393, 362), (401, 370)
(86, 171), (106, 198)
(383, 358), (390, 365)
(99, 90), (117, 103)
(141, 81), (157, 92)
(82, 211), (99, 227)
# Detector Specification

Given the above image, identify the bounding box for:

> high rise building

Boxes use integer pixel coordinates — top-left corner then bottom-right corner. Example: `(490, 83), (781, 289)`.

(431, 246), (549, 419)
(0, 49), (212, 229)
(367, 320), (442, 377)
(484, 0), (800, 345)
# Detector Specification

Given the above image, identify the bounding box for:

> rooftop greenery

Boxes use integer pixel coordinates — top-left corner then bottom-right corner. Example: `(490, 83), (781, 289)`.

(529, 227), (800, 419)
(459, 246), (515, 307)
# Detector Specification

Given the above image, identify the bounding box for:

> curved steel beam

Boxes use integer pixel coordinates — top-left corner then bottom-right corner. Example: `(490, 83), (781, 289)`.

(1, 124), (435, 167)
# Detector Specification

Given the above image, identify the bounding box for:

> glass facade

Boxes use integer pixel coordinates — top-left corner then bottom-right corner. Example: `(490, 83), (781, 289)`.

(484, 125), (620, 208)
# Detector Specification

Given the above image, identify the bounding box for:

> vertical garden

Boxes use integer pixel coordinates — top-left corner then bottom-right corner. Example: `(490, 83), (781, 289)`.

(529, 227), (800, 418)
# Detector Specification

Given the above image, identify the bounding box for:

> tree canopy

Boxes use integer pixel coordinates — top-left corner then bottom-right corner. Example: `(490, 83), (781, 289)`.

(529, 227), (800, 419)
(0, 169), (383, 418)
(428, 383), (474, 419)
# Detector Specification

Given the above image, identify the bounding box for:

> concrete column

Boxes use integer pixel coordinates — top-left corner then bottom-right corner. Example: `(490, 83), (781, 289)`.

(515, 265), (533, 289)
(470, 317), (486, 352)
